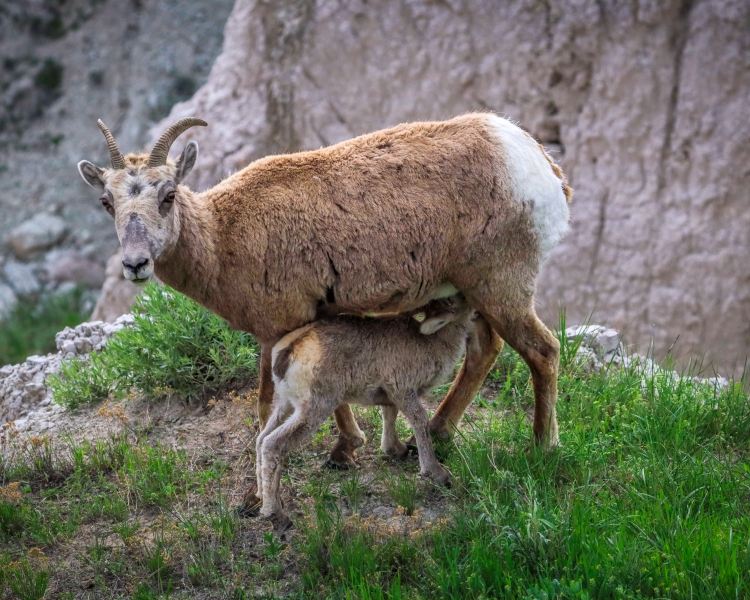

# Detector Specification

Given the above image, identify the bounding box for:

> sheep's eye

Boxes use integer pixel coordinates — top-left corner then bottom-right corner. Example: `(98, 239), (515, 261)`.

(100, 195), (115, 217)
(164, 191), (175, 203)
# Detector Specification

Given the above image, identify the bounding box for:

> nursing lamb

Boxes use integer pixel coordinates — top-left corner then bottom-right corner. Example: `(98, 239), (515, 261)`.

(242, 296), (475, 529)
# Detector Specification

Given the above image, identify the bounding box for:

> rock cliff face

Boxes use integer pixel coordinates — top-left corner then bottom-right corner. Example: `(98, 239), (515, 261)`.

(0, 0), (234, 300)
(160, 0), (750, 375)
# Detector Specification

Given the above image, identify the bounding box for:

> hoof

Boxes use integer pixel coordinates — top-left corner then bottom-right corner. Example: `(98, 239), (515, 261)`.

(405, 426), (452, 452)
(383, 441), (409, 460)
(531, 432), (561, 452)
(324, 456), (355, 470)
(265, 511), (293, 532)
(236, 482), (262, 518)
(425, 466), (451, 488)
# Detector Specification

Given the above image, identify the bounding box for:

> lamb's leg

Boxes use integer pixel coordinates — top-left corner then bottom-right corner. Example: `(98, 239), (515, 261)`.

(263, 343), (365, 468)
(237, 401), (288, 517)
(393, 389), (450, 485)
(260, 402), (329, 530)
(326, 404), (367, 469)
(380, 404), (408, 459)
(419, 316), (503, 442)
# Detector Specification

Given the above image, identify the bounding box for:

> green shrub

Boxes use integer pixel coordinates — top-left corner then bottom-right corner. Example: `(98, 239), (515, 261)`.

(49, 283), (258, 408)
(0, 287), (88, 367)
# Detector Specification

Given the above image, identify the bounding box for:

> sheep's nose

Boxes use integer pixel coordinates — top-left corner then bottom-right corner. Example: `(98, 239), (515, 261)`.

(122, 255), (150, 272)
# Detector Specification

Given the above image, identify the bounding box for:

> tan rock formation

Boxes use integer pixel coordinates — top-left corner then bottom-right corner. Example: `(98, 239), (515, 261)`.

(90, 251), (140, 323)
(156, 0), (749, 376)
(0, 0), (234, 291)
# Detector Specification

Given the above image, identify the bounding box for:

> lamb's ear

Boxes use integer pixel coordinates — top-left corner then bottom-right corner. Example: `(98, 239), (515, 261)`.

(78, 160), (105, 189)
(175, 141), (199, 184)
(419, 316), (451, 335)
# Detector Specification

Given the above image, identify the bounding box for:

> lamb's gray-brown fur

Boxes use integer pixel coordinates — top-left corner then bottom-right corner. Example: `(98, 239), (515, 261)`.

(242, 296), (475, 530)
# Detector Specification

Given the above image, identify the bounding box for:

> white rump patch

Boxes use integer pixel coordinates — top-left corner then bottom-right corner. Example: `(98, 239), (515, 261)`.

(487, 115), (570, 260)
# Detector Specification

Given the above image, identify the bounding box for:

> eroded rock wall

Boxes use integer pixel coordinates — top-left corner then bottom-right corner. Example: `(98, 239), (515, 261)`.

(160, 0), (750, 375)
(0, 0), (234, 304)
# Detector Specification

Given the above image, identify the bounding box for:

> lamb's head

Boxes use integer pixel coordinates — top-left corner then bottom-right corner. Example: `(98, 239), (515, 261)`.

(413, 295), (471, 335)
(77, 118), (207, 284)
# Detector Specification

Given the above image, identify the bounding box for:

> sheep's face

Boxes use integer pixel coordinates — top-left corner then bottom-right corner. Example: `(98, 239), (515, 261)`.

(78, 142), (198, 284)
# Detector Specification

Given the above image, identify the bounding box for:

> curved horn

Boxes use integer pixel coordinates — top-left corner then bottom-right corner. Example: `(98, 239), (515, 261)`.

(148, 117), (208, 167)
(97, 119), (126, 170)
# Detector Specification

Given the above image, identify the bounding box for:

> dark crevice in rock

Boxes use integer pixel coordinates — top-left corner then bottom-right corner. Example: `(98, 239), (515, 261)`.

(587, 190), (609, 286)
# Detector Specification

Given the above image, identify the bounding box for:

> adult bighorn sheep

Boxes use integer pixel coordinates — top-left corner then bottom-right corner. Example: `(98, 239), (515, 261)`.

(78, 113), (571, 463)
(244, 295), (475, 529)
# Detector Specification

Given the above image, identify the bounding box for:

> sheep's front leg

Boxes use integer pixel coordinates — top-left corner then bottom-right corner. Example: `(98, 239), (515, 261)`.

(380, 404), (408, 459)
(326, 404), (367, 469)
(257, 343), (275, 427)
(394, 390), (450, 486)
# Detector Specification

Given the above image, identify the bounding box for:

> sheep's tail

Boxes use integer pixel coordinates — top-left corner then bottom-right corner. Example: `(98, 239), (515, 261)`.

(538, 143), (573, 203)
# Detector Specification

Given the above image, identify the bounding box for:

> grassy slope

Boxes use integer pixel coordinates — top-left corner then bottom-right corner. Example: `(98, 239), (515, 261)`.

(0, 287), (748, 599)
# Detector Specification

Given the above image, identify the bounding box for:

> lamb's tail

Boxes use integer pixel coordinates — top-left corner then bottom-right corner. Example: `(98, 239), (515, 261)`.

(538, 143), (573, 203)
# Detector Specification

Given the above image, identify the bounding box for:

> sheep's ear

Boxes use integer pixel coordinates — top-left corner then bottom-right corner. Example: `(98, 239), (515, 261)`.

(175, 141), (199, 184)
(78, 160), (105, 189)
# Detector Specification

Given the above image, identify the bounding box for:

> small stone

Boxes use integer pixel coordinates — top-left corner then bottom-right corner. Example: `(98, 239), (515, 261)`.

(60, 340), (76, 355)
(371, 506), (393, 519)
(74, 338), (94, 354)
(47, 252), (105, 289)
(3, 260), (40, 295)
(594, 329), (621, 356)
(7, 214), (68, 260)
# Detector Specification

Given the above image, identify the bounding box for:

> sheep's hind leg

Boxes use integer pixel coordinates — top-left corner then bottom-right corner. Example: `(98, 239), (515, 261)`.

(260, 402), (329, 530)
(326, 404), (367, 469)
(380, 404), (408, 459)
(476, 299), (560, 449)
(394, 389), (450, 485)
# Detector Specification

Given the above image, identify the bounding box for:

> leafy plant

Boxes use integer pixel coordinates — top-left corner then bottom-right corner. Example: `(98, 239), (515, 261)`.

(50, 283), (258, 408)
(340, 468), (366, 513)
(120, 444), (188, 507)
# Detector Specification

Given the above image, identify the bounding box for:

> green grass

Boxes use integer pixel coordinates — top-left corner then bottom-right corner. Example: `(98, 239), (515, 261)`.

(295, 346), (750, 600)
(3, 286), (748, 598)
(0, 287), (88, 367)
(50, 283), (259, 408)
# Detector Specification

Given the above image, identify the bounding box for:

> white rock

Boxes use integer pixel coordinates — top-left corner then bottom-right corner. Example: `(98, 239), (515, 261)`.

(60, 340), (76, 355)
(595, 329), (621, 356)
(74, 338), (94, 354)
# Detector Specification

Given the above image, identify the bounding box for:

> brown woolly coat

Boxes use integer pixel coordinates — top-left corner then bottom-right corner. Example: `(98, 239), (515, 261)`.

(155, 113), (568, 344)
